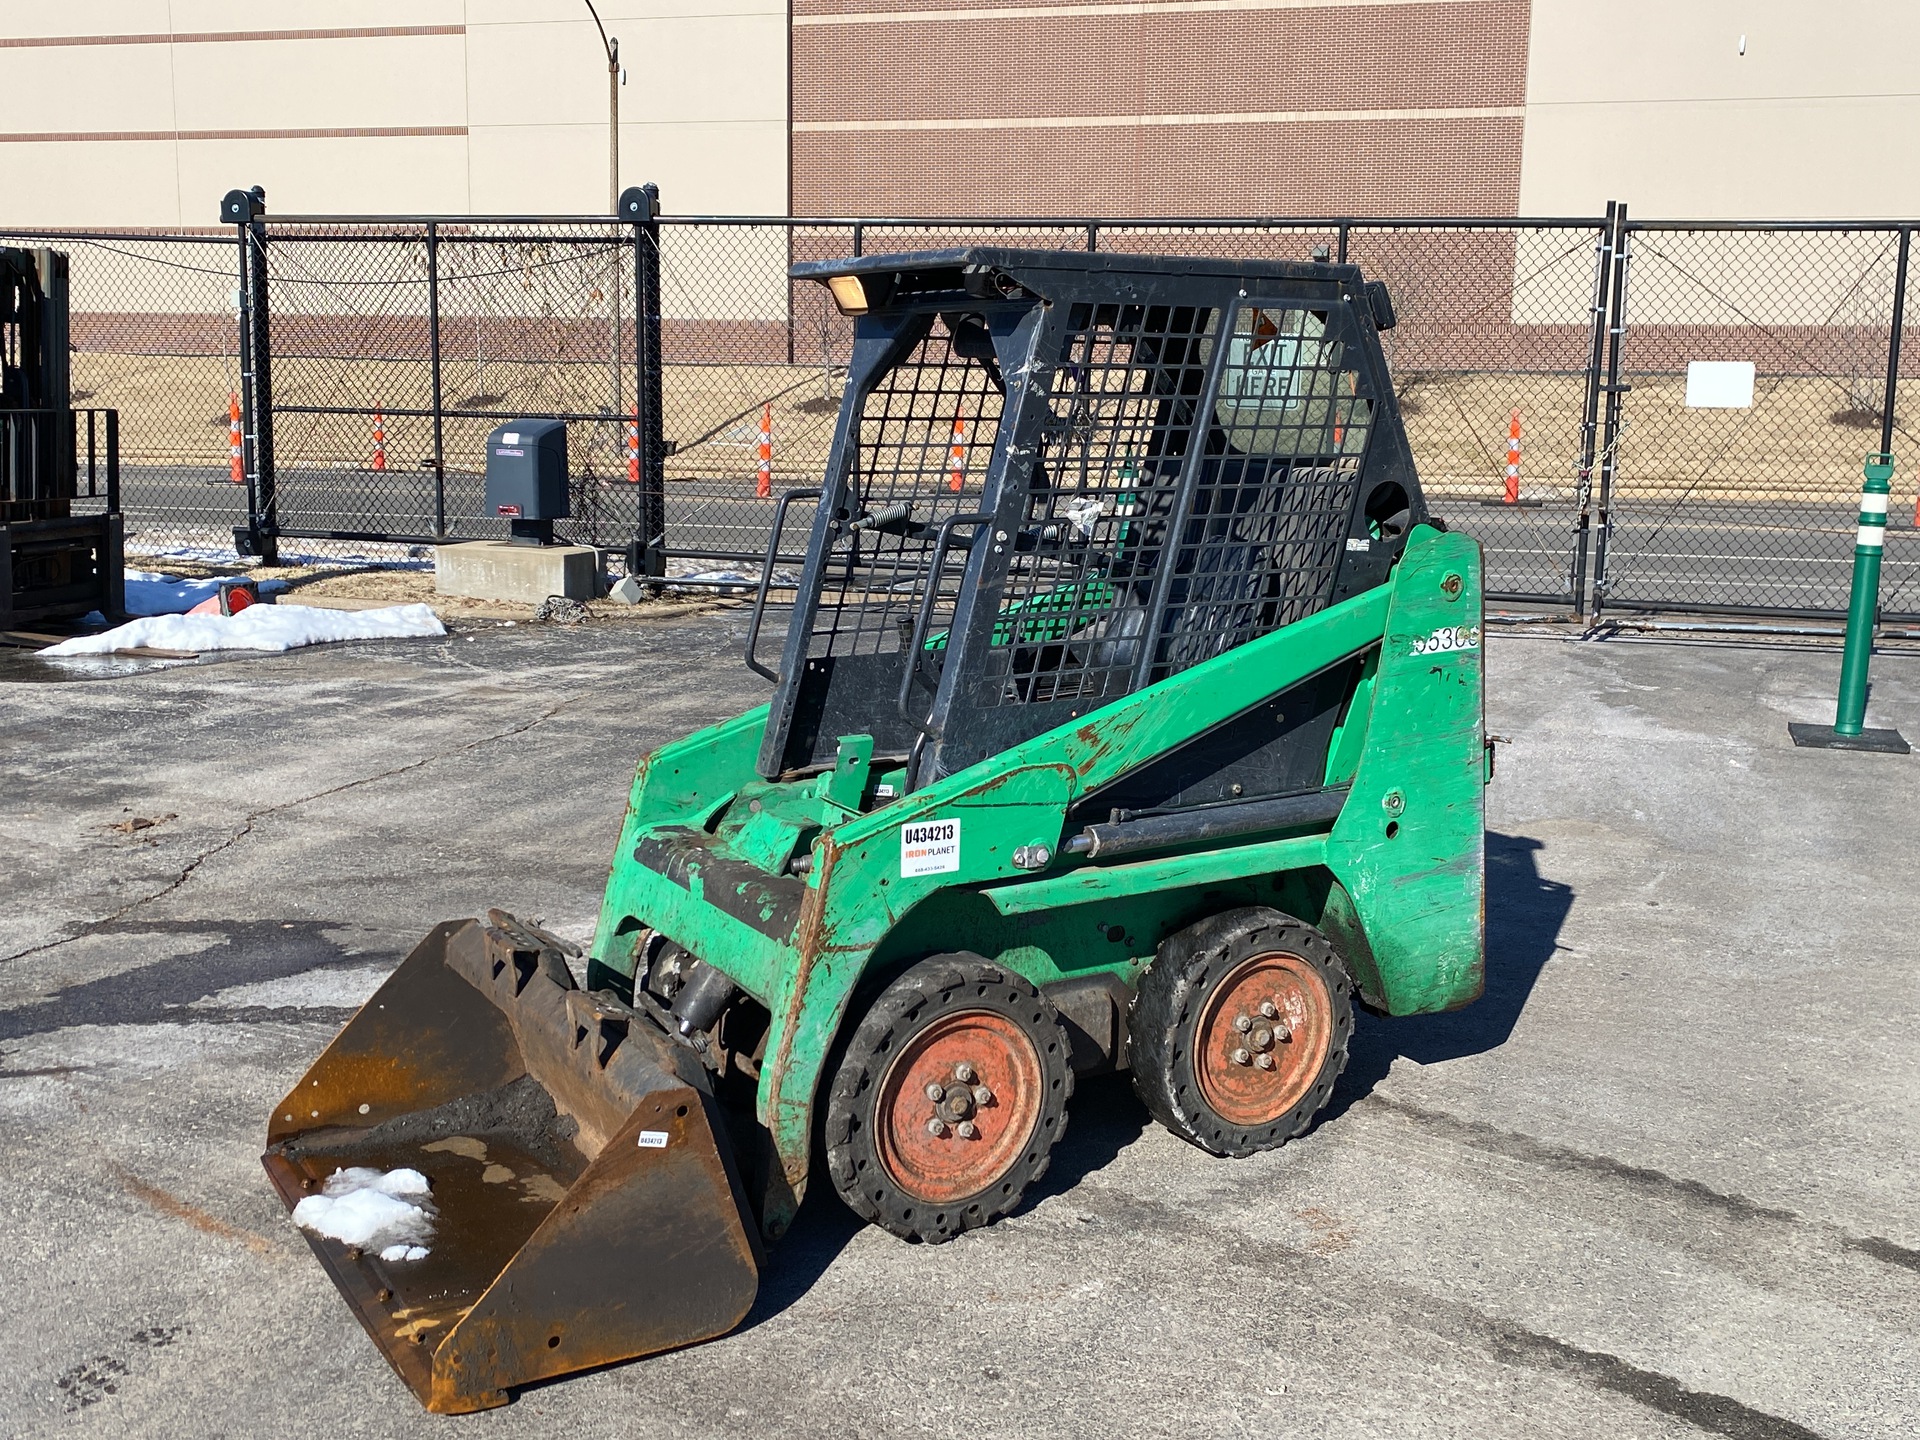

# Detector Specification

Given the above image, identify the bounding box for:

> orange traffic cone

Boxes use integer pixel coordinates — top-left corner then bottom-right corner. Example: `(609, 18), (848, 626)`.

(946, 416), (969, 492)
(228, 393), (244, 484)
(756, 403), (773, 499)
(371, 408), (388, 472)
(1503, 409), (1521, 504)
(627, 406), (640, 484)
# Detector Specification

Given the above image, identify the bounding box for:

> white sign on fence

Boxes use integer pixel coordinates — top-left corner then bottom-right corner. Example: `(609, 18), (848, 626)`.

(1685, 361), (1756, 408)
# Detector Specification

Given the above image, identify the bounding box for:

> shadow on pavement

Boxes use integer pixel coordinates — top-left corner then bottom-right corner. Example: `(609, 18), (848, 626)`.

(1326, 830), (1574, 1122)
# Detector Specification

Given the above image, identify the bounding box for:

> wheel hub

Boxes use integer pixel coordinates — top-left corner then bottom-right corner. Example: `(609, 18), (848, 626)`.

(875, 1013), (1042, 1202)
(1195, 952), (1332, 1126)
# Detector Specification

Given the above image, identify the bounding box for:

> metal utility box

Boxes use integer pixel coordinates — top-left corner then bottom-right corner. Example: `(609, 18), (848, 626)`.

(484, 419), (569, 545)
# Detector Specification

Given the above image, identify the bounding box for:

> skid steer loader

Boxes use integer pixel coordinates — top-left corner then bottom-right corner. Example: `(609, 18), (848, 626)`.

(265, 248), (1487, 1412)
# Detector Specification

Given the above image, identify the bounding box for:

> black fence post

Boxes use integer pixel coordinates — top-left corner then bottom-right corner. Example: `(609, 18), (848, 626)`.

(222, 185), (277, 564)
(1336, 223), (1350, 265)
(621, 183), (666, 583)
(1569, 201), (1618, 617)
(426, 220), (447, 539)
(1879, 227), (1909, 463)
(1589, 203), (1632, 622)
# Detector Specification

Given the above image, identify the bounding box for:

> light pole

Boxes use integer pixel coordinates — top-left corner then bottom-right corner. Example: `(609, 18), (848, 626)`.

(582, 1), (621, 211)
(582, 3), (626, 440)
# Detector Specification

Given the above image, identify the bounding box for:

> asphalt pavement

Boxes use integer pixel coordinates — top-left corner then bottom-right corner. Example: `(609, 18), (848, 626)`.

(2, 609), (1916, 1440)
(106, 464), (1920, 615)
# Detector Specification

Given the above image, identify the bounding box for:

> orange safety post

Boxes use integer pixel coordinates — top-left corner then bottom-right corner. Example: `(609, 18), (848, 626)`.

(228, 393), (244, 484)
(371, 408), (387, 472)
(946, 416), (969, 492)
(756, 402), (773, 498)
(1503, 408), (1521, 504)
(627, 406), (640, 483)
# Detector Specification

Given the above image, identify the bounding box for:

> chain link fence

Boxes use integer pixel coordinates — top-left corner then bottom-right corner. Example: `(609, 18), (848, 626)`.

(1600, 223), (1920, 620)
(7, 208), (1916, 618)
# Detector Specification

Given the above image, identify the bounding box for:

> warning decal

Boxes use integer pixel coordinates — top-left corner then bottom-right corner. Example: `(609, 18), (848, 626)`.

(900, 817), (962, 877)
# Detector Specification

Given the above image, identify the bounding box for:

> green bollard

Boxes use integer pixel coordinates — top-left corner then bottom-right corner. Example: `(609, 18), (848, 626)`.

(1790, 452), (1911, 753)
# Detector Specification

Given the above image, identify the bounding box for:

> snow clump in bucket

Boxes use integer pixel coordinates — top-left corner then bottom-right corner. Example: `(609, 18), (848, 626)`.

(291, 1167), (436, 1263)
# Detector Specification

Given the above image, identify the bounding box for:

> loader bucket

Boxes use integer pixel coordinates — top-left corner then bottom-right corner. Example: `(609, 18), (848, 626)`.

(262, 913), (762, 1413)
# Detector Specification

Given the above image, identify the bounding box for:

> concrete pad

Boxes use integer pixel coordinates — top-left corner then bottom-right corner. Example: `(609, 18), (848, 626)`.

(435, 540), (598, 605)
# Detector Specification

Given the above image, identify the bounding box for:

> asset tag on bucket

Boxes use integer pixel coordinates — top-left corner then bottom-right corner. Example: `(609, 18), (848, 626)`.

(900, 818), (962, 877)
(637, 1131), (669, 1149)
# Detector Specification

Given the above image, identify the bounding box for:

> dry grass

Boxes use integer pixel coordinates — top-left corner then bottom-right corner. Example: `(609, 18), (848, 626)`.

(72, 352), (1920, 509)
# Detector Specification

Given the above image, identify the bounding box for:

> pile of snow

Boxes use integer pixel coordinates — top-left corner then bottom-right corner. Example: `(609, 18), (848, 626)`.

(292, 1167), (435, 1263)
(123, 569), (289, 617)
(41, 603), (445, 656)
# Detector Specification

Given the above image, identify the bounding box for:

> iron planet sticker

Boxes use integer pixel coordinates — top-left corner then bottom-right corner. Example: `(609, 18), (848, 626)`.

(637, 1130), (669, 1149)
(900, 818), (962, 877)
(1412, 624), (1480, 656)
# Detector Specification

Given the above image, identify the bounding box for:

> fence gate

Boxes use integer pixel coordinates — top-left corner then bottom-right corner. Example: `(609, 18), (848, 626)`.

(1596, 220), (1920, 621)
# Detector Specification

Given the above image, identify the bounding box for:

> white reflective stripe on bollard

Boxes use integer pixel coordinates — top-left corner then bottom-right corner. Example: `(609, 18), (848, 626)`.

(1859, 492), (1890, 515)
(1856, 524), (1887, 548)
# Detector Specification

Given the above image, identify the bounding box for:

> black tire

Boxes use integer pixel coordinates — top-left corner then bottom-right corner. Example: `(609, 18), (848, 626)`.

(824, 955), (1073, 1243)
(1130, 906), (1353, 1158)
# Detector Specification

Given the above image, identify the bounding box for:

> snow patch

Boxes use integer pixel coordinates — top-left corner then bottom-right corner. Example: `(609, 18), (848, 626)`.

(41, 603), (445, 656)
(292, 1167), (435, 1258)
(122, 569), (289, 617)
(190, 964), (393, 1012)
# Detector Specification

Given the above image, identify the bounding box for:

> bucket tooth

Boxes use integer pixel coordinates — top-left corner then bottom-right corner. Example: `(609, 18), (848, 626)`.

(264, 916), (761, 1413)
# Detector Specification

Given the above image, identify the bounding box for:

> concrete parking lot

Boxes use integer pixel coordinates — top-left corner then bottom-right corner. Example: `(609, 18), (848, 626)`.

(2, 614), (1916, 1439)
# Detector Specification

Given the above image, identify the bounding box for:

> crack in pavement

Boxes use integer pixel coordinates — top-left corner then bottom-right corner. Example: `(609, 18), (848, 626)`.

(0, 696), (577, 968)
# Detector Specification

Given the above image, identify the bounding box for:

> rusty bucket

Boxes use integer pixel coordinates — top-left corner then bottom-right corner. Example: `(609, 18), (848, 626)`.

(262, 913), (761, 1413)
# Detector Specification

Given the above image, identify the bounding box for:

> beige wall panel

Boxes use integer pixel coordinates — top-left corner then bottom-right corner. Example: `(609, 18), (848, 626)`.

(1527, 1), (1920, 107)
(168, 34), (468, 131)
(466, 21), (633, 128)
(0, 141), (183, 226)
(617, 16), (787, 125)
(0, 3), (171, 41)
(468, 14), (783, 128)
(469, 120), (787, 215)
(0, 45), (176, 131)
(628, 121), (788, 214)
(165, 2), (466, 31)
(466, 1), (782, 24)
(1517, 97), (1920, 221)
(175, 135), (473, 216)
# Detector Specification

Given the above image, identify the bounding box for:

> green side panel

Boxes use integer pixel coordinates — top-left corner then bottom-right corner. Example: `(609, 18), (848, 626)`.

(589, 704), (770, 987)
(1323, 529), (1486, 1015)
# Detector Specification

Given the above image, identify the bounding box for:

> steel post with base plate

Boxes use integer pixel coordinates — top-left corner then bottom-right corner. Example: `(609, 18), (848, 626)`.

(1790, 453), (1910, 754)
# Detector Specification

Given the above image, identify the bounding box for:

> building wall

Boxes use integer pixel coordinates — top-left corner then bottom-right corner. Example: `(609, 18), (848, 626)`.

(7, 1), (1920, 225)
(791, 0), (1531, 216)
(1517, 1), (1920, 220)
(0, 0), (787, 226)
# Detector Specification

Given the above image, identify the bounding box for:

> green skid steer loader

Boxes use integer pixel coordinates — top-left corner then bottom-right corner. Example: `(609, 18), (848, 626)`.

(264, 248), (1488, 1412)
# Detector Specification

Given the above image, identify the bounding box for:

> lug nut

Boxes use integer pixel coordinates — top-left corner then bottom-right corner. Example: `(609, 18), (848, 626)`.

(1230, 1047), (1252, 1066)
(1259, 1000), (1279, 1020)
(956, 1120), (978, 1139)
(1233, 1014), (1253, 1033)
(1275, 1019), (1293, 1041)
(973, 1085), (993, 1106)
(954, 1062), (975, 1084)
(927, 1117), (948, 1137)
(1254, 1053), (1276, 1071)
(925, 1082), (946, 1102)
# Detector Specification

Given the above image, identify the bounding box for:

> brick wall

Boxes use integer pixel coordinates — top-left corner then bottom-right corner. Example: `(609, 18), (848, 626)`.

(792, 0), (1533, 216)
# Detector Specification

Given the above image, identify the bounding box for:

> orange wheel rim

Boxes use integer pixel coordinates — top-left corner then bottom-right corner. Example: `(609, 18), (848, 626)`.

(875, 1010), (1043, 1204)
(1195, 951), (1333, 1126)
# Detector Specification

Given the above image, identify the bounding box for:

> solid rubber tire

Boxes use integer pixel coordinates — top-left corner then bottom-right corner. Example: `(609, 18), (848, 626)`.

(823, 955), (1073, 1243)
(1130, 906), (1353, 1158)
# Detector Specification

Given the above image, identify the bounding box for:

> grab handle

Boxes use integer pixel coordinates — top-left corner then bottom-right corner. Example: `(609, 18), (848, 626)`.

(895, 513), (993, 736)
(744, 487), (823, 682)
